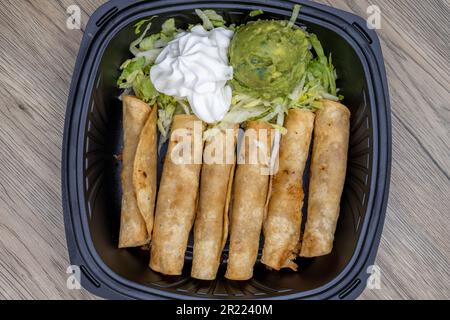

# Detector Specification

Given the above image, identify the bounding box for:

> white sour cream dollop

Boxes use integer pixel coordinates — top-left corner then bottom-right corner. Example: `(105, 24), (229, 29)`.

(150, 25), (234, 123)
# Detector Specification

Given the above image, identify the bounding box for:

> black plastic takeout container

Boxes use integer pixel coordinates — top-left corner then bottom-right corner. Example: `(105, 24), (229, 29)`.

(62, 0), (391, 300)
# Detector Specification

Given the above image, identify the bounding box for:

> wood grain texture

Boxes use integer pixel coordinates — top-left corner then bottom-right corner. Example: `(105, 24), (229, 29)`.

(0, 0), (448, 300)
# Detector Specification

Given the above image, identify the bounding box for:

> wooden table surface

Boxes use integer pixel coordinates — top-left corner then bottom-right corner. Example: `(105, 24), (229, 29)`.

(0, 0), (448, 300)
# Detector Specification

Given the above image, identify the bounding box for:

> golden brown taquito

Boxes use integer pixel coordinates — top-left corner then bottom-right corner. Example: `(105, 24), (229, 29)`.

(119, 96), (155, 248)
(300, 100), (350, 257)
(261, 109), (315, 270)
(191, 125), (238, 280)
(226, 122), (273, 280)
(150, 115), (204, 275)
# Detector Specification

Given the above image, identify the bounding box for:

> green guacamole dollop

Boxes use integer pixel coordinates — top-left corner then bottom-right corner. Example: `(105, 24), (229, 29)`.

(229, 20), (312, 100)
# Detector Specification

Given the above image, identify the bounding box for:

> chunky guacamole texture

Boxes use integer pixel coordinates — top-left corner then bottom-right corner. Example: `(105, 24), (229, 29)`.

(229, 20), (312, 100)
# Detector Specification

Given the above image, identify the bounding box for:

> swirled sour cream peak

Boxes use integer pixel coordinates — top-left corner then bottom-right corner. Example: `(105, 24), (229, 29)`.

(150, 25), (234, 123)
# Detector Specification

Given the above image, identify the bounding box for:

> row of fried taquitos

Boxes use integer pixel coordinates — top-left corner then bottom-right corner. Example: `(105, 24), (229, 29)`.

(118, 96), (350, 281)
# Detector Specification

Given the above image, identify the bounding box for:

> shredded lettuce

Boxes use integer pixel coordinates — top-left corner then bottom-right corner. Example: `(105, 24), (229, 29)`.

(249, 9), (264, 17)
(156, 94), (178, 146)
(288, 4), (301, 28)
(174, 98), (191, 115)
(260, 103), (287, 124)
(132, 73), (159, 104)
(195, 9), (227, 30)
(221, 105), (270, 124)
(134, 19), (152, 34)
(308, 33), (337, 96)
(129, 20), (154, 57)
(139, 34), (160, 51)
(287, 33), (340, 111)
(195, 9), (214, 30)
(161, 18), (177, 36)
(117, 56), (146, 89)
(211, 94), (278, 131)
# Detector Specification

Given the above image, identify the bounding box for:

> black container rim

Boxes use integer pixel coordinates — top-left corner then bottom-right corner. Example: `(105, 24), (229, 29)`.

(62, 0), (392, 300)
